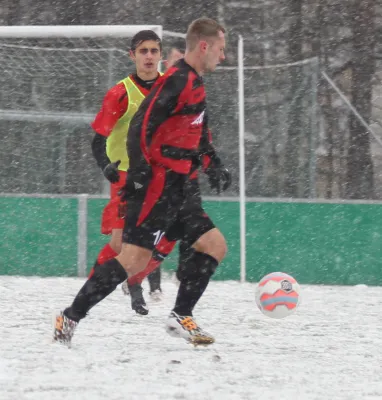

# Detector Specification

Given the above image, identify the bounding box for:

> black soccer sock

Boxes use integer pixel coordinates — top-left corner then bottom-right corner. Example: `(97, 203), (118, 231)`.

(173, 248), (218, 316)
(64, 258), (127, 322)
(148, 267), (161, 292)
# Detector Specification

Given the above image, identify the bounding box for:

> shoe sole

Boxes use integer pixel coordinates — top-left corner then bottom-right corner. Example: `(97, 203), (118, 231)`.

(133, 308), (149, 315)
(165, 326), (215, 346)
(189, 336), (215, 346)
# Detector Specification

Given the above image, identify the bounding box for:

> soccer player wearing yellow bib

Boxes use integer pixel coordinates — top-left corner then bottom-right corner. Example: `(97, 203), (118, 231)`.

(90, 30), (164, 314)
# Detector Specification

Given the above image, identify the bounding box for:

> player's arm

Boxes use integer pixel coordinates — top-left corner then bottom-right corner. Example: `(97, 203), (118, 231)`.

(91, 133), (112, 170)
(199, 113), (232, 194)
(91, 84), (127, 183)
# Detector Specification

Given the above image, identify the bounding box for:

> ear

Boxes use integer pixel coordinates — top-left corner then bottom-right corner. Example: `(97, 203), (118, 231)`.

(199, 40), (208, 53)
(129, 50), (136, 62)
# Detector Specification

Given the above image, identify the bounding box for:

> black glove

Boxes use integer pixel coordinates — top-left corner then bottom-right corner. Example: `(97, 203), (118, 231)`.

(102, 160), (121, 183)
(205, 158), (232, 194)
(118, 165), (152, 202)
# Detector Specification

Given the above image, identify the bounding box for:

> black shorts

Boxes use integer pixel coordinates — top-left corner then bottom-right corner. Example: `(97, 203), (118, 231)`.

(122, 166), (214, 250)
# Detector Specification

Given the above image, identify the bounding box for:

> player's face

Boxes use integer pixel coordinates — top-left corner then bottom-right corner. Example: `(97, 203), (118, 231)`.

(130, 40), (162, 74)
(204, 31), (226, 73)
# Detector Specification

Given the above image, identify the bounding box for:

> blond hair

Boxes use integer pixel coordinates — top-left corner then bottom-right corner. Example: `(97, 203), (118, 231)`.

(186, 17), (225, 51)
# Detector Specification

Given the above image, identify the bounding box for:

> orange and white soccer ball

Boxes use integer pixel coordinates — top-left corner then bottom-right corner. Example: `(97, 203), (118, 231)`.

(255, 272), (300, 319)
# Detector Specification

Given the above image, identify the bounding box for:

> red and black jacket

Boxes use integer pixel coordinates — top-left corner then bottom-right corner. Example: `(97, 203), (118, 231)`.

(127, 59), (209, 176)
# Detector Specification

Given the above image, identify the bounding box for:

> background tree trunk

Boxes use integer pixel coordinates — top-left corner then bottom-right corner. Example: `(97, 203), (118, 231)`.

(346, 0), (376, 199)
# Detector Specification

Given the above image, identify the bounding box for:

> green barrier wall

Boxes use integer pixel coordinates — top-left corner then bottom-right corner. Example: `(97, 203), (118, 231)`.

(0, 198), (78, 276)
(1, 197), (382, 285)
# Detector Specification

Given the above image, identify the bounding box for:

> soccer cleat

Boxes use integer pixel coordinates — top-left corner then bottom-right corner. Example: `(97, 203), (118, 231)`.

(165, 311), (215, 346)
(149, 288), (163, 302)
(52, 311), (78, 347)
(127, 283), (149, 315)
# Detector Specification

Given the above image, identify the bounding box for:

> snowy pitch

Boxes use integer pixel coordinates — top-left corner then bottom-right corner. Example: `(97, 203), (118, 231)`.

(0, 277), (381, 400)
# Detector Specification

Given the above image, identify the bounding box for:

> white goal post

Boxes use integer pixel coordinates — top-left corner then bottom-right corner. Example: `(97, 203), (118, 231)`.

(0, 25), (163, 38)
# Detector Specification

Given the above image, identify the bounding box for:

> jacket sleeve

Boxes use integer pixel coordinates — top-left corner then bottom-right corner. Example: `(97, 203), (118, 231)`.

(198, 110), (221, 170)
(91, 132), (110, 170)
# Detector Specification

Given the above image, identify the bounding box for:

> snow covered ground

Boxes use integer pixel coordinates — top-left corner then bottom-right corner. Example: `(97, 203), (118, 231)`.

(0, 276), (381, 400)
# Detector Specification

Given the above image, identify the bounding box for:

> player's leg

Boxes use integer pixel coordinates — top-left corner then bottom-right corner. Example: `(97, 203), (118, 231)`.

(88, 169), (148, 315)
(53, 166), (179, 346)
(165, 181), (227, 345)
(174, 180), (227, 318)
(126, 236), (177, 301)
(53, 244), (154, 346)
(54, 217), (125, 346)
(120, 233), (151, 315)
(88, 171), (127, 278)
(122, 254), (166, 313)
(166, 228), (226, 345)
(172, 227), (226, 314)
(88, 229), (121, 278)
(147, 268), (161, 296)
(94, 237), (149, 315)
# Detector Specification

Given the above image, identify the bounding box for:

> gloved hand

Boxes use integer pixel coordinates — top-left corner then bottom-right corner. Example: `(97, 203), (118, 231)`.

(118, 165), (152, 202)
(102, 160), (121, 183)
(118, 184), (129, 202)
(205, 159), (232, 194)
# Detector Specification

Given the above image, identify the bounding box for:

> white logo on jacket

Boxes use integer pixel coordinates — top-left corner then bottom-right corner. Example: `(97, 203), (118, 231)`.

(191, 110), (205, 126)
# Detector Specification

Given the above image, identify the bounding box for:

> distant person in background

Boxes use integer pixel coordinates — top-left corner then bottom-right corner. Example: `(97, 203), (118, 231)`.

(164, 40), (185, 69)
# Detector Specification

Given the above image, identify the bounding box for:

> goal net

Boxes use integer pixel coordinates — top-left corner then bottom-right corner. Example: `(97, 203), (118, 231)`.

(0, 25), (162, 194)
(201, 57), (320, 199)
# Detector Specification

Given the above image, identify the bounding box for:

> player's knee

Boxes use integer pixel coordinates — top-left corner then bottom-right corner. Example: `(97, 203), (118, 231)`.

(193, 228), (227, 263)
(93, 259), (127, 285)
(116, 243), (152, 275)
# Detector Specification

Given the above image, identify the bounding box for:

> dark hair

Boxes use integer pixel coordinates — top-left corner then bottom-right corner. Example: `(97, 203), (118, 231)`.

(130, 30), (162, 51)
(186, 17), (225, 51)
